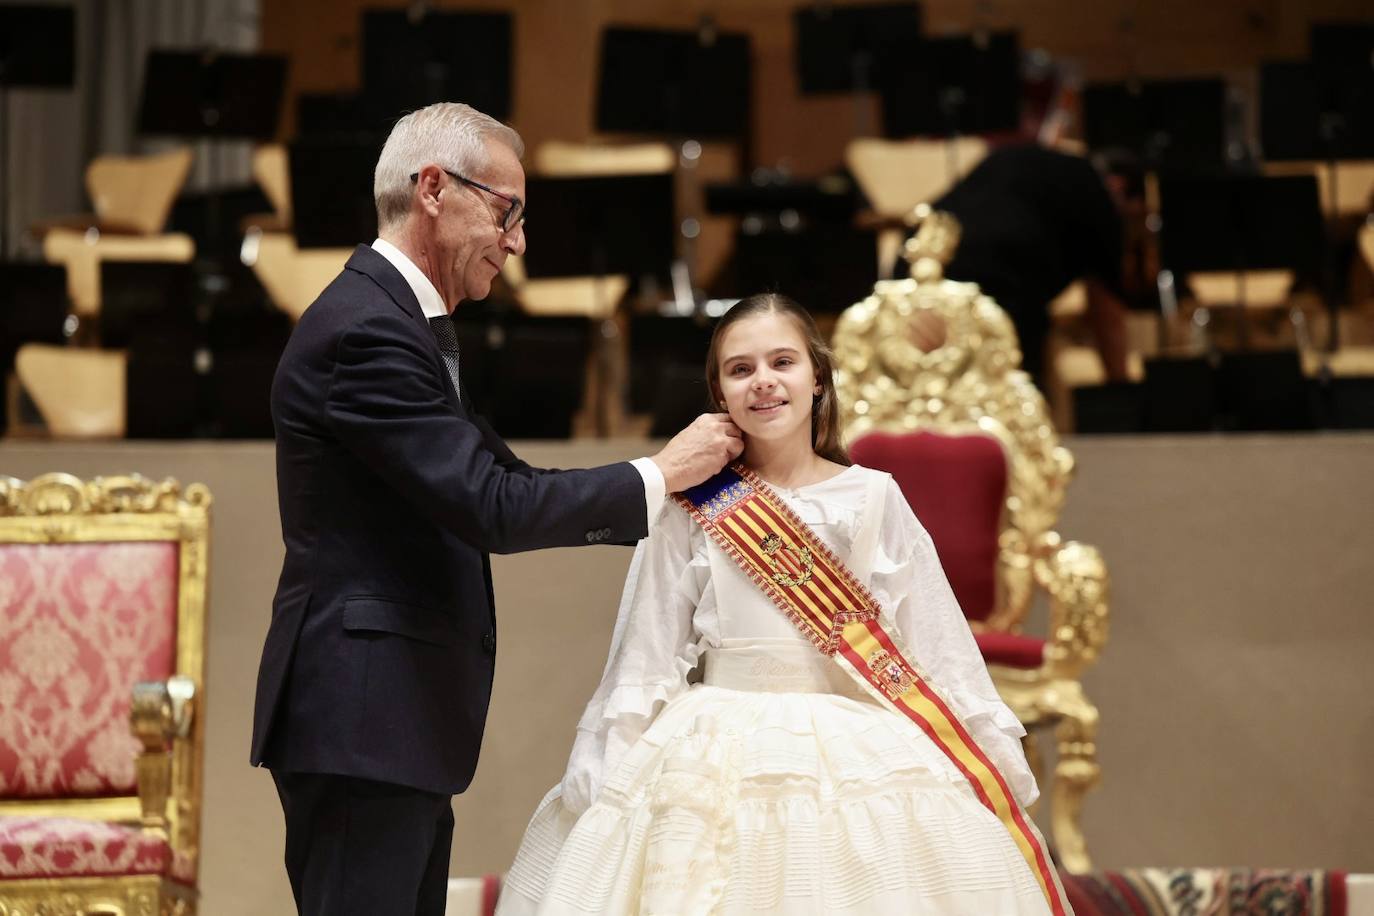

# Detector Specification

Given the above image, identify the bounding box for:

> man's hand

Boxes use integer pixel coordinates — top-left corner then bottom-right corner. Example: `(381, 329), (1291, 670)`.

(651, 414), (744, 493)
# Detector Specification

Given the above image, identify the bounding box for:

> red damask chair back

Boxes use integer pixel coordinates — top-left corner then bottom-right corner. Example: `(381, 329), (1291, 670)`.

(0, 474), (210, 914)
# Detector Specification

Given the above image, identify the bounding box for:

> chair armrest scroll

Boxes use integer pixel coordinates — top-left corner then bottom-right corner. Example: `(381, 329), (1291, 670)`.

(1033, 534), (1111, 679)
(129, 675), (196, 835)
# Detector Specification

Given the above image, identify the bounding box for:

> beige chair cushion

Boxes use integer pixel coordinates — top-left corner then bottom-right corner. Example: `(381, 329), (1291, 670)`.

(15, 345), (127, 439)
(533, 141), (675, 176)
(1188, 270), (1294, 309)
(845, 137), (989, 275)
(85, 147), (194, 235)
(1264, 160), (1374, 219)
(845, 137), (989, 217)
(517, 276), (629, 318)
(245, 232), (351, 322)
(42, 229), (196, 317)
(1303, 346), (1374, 378)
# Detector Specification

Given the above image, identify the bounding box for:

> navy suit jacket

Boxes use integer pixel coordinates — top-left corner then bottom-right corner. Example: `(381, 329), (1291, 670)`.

(250, 245), (647, 795)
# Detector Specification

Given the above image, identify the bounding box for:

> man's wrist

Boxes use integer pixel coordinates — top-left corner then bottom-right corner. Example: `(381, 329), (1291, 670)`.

(629, 457), (668, 528)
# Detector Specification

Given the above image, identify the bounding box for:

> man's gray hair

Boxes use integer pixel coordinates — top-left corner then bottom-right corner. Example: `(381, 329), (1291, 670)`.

(373, 102), (525, 231)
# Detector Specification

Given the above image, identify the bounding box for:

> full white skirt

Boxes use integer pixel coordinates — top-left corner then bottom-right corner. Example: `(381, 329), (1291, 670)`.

(498, 683), (1053, 915)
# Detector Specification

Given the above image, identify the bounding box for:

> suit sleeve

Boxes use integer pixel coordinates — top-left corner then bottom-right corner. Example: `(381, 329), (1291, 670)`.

(324, 309), (646, 553)
(469, 411), (539, 476)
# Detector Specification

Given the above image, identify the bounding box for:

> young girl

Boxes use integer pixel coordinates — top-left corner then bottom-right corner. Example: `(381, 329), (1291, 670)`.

(498, 294), (1068, 915)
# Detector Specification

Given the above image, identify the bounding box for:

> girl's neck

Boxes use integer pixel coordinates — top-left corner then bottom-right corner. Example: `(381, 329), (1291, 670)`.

(742, 436), (824, 489)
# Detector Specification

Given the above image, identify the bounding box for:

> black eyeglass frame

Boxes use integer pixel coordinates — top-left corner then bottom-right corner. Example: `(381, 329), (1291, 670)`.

(409, 167), (525, 232)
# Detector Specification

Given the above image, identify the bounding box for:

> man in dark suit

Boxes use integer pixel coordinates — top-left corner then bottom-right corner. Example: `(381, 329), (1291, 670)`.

(897, 143), (1138, 387)
(250, 102), (741, 916)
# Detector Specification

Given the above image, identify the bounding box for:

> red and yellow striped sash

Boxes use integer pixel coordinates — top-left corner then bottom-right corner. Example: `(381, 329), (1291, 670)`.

(676, 464), (1069, 915)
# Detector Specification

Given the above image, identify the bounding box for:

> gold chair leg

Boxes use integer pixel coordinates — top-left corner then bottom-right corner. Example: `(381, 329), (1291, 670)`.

(1049, 681), (1101, 874)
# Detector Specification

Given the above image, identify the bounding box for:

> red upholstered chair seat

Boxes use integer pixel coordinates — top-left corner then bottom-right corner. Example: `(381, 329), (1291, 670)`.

(0, 816), (193, 884)
(0, 542), (177, 800)
(975, 631), (1046, 670)
(850, 429), (1007, 623)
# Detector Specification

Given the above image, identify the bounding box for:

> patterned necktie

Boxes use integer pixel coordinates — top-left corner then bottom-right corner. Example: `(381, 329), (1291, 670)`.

(428, 315), (462, 403)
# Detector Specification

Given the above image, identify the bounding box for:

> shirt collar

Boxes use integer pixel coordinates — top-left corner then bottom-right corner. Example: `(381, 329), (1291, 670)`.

(371, 238), (448, 319)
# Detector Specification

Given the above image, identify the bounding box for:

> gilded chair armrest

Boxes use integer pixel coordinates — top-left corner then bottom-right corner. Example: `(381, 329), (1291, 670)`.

(1033, 534), (1110, 680)
(129, 675), (196, 835)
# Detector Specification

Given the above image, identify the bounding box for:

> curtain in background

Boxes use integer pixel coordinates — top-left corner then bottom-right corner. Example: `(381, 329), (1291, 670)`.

(2, 0), (260, 258)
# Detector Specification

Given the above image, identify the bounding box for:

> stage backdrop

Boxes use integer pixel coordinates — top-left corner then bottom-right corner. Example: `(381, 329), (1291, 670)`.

(1, 434), (1371, 914)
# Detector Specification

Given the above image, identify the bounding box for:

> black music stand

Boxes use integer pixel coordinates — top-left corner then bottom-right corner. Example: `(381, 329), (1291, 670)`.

(289, 135), (384, 248)
(1261, 43), (1374, 162)
(1259, 59), (1355, 348)
(1308, 23), (1374, 161)
(879, 31), (1020, 140)
(515, 173), (677, 436)
(794, 2), (922, 94)
(137, 49), (287, 263)
(0, 5), (76, 258)
(1083, 78), (1226, 174)
(596, 26), (752, 141)
(99, 262), (197, 350)
(711, 217), (877, 315)
(1159, 173), (1325, 347)
(138, 50), (287, 140)
(522, 174), (676, 283)
(1260, 61), (1326, 162)
(1070, 382), (1144, 434)
(596, 24), (752, 309)
(296, 92), (381, 136)
(793, 2), (922, 136)
(1215, 349), (1313, 431)
(1142, 357), (1216, 432)
(360, 8), (513, 125)
(97, 261), (203, 438)
(0, 262), (68, 431)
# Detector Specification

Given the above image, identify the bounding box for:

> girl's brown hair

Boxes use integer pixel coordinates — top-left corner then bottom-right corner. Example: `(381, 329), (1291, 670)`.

(704, 293), (850, 467)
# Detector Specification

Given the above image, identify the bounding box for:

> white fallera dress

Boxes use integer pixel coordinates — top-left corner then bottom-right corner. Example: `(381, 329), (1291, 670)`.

(498, 465), (1053, 915)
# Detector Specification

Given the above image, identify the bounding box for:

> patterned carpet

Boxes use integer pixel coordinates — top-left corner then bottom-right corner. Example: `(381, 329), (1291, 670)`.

(1060, 868), (1347, 916)
(451, 869), (1348, 916)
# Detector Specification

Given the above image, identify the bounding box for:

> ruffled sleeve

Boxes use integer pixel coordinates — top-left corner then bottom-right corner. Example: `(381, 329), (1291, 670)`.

(559, 502), (707, 814)
(867, 476), (1039, 807)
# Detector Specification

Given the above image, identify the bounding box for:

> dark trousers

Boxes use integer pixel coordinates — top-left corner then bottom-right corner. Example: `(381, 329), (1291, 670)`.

(272, 771), (455, 916)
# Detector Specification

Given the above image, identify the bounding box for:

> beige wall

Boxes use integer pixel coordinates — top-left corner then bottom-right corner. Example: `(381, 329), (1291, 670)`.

(1, 434), (1372, 913)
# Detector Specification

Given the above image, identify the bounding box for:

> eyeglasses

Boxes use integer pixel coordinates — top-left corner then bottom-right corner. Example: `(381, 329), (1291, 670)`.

(410, 168), (525, 232)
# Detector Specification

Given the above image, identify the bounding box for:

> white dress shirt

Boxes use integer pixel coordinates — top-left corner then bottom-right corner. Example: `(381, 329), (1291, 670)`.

(370, 238), (666, 527)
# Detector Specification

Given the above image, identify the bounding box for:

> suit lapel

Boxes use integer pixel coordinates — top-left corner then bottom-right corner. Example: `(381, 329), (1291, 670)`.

(345, 244), (470, 419)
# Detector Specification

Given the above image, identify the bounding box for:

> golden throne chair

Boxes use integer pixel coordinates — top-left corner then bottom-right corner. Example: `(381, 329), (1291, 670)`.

(832, 210), (1109, 873)
(0, 474), (211, 914)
